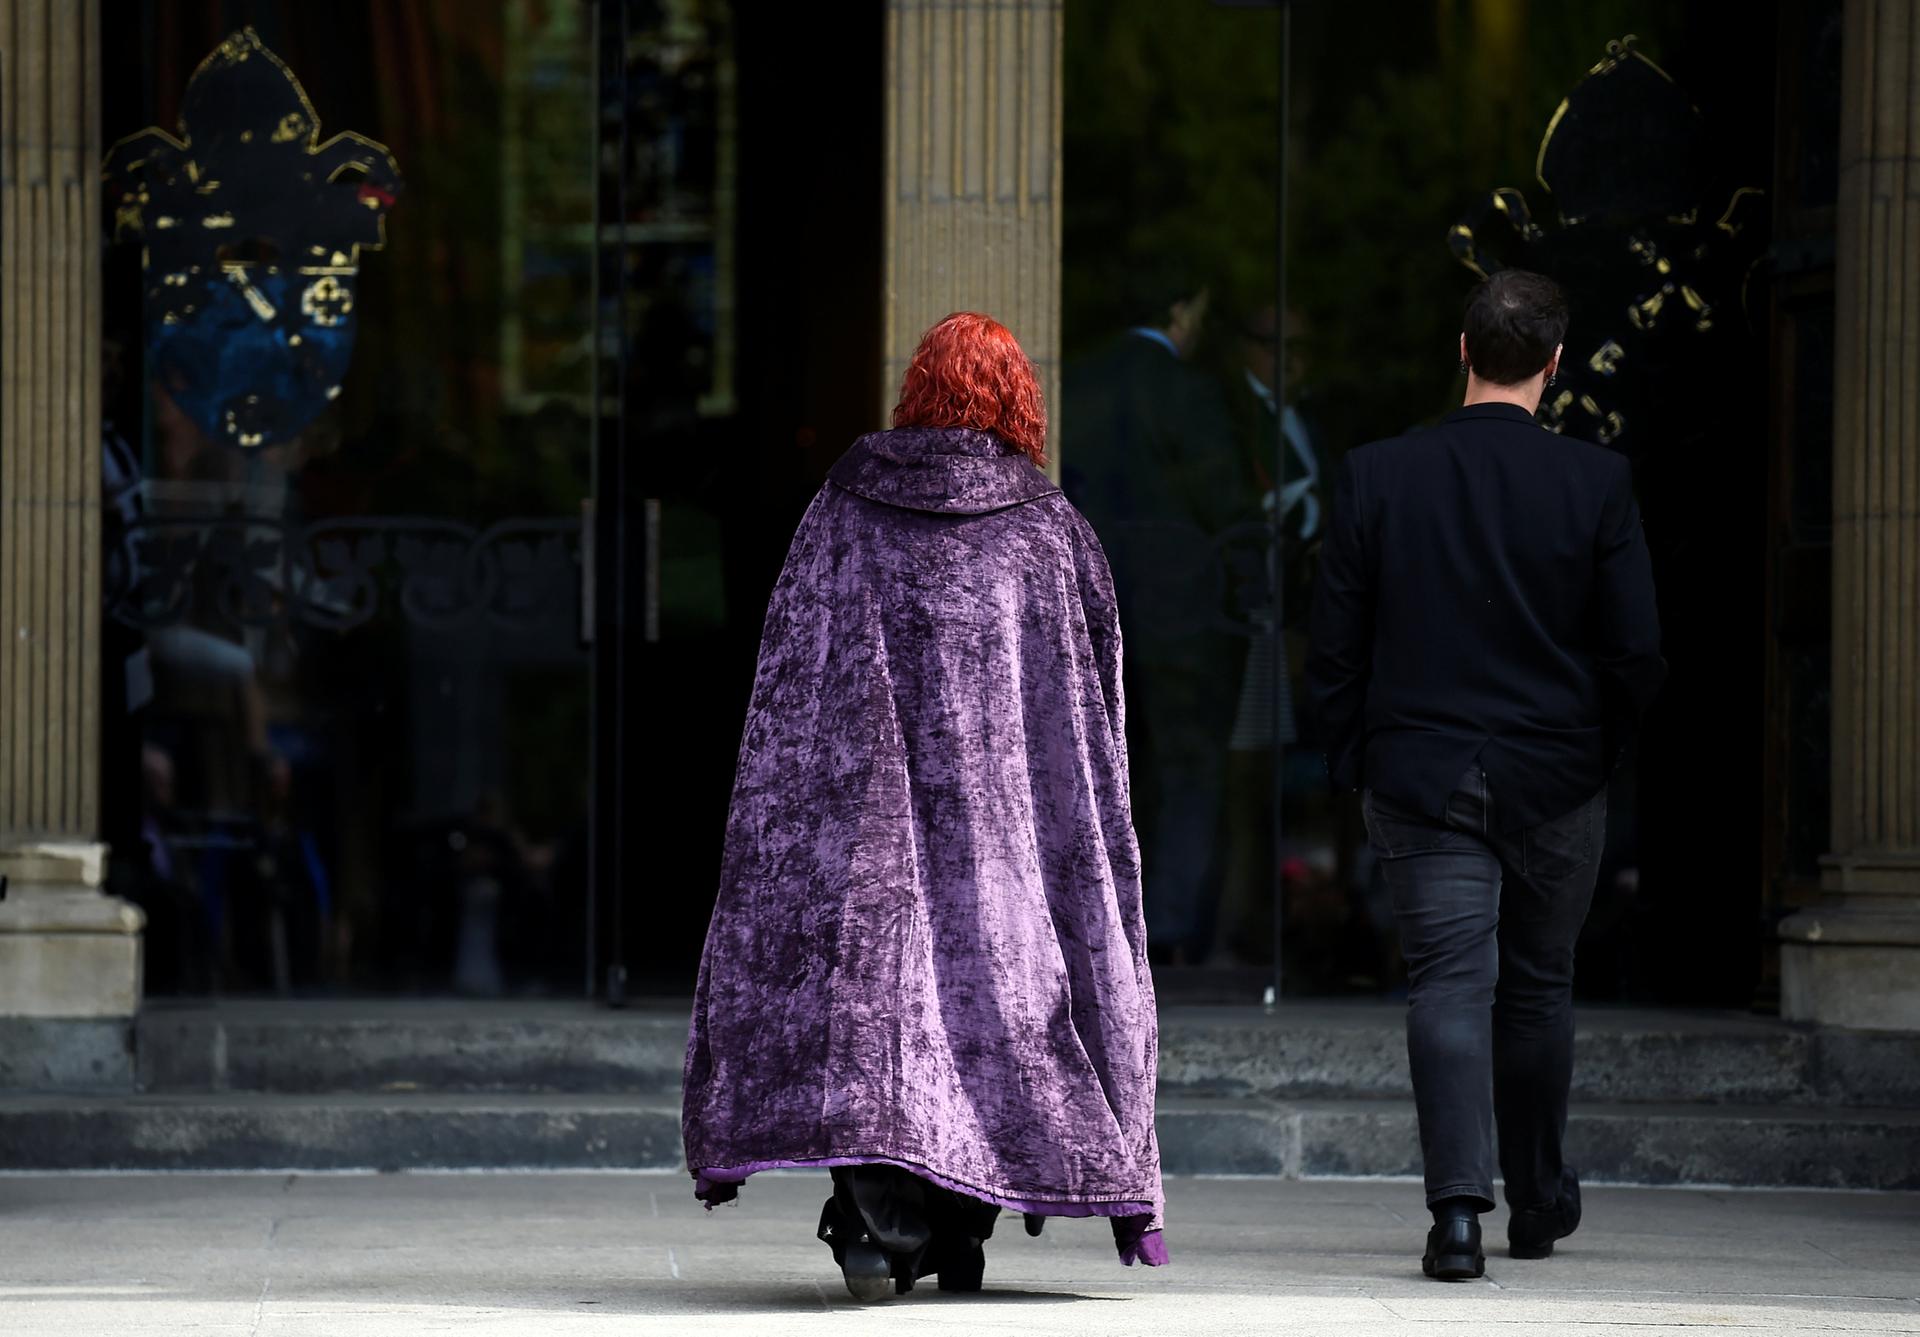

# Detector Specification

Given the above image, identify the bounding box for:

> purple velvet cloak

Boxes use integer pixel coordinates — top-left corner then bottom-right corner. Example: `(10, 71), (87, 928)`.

(682, 426), (1166, 1267)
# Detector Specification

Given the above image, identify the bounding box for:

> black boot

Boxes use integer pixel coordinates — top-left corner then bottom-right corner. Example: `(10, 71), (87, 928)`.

(828, 1167), (941, 1297)
(923, 1187), (998, 1292)
(817, 1196), (892, 1302)
(933, 1236), (987, 1292)
(1509, 1166), (1582, 1260)
(1423, 1198), (1485, 1281)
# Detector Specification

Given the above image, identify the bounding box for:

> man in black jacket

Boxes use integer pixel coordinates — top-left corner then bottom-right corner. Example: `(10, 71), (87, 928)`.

(1306, 270), (1665, 1280)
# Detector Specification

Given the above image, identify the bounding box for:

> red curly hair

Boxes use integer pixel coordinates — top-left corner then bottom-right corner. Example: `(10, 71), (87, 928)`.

(891, 312), (1048, 465)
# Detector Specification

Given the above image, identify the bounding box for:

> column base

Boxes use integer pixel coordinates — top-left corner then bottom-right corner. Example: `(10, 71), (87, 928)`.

(0, 843), (145, 1019)
(1779, 900), (1920, 1032)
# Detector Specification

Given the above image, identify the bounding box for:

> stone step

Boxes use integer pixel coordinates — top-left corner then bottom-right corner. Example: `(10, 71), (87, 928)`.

(1155, 1097), (1920, 1192)
(1158, 1006), (1920, 1107)
(0, 1093), (683, 1174)
(126, 1000), (1920, 1108)
(1, 1092), (1914, 1191)
(135, 1001), (690, 1096)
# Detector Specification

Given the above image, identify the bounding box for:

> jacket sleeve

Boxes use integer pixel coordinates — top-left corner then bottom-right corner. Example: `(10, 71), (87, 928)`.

(1139, 358), (1258, 539)
(1593, 454), (1666, 757)
(1181, 372), (1261, 536)
(1304, 451), (1372, 790)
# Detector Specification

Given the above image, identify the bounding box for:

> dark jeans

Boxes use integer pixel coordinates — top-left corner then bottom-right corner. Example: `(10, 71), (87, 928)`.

(1365, 767), (1605, 1212)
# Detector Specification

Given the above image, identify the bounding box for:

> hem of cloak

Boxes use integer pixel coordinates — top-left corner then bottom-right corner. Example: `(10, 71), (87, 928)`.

(692, 1155), (1169, 1267)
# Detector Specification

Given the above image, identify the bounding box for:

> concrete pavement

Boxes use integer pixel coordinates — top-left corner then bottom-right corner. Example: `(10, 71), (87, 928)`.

(0, 1171), (1915, 1335)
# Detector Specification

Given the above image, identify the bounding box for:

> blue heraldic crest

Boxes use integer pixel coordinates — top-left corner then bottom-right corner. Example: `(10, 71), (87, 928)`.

(106, 28), (401, 449)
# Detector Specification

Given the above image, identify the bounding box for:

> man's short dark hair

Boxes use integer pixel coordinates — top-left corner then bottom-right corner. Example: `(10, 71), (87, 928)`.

(1463, 269), (1569, 385)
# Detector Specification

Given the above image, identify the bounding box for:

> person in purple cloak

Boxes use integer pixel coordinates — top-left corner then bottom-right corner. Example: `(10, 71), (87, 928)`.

(682, 312), (1168, 1300)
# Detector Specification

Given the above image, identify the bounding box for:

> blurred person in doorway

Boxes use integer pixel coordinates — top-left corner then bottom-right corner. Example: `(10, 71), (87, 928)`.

(684, 314), (1165, 1300)
(1224, 304), (1322, 546)
(1062, 264), (1251, 965)
(1306, 270), (1664, 1280)
(1214, 303), (1326, 968)
(129, 742), (212, 993)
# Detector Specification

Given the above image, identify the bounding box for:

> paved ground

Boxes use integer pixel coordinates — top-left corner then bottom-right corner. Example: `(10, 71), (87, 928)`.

(1, 1172), (1915, 1335)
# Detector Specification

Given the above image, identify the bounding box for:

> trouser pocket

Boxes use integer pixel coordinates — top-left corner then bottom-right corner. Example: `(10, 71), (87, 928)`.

(1364, 789), (1458, 857)
(1519, 789), (1606, 885)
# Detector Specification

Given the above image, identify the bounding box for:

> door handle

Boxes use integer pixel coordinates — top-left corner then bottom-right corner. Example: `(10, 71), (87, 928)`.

(579, 497), (595, 647)
(644, 497), (661, 644)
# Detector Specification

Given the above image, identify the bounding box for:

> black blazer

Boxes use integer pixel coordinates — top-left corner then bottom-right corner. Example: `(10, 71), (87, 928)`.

(1061, 333), (1252, 658)
(1305, 402), (1665, 831)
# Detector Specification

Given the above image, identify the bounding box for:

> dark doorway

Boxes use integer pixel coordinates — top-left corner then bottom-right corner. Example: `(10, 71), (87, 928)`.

(592, 1), (885, 997)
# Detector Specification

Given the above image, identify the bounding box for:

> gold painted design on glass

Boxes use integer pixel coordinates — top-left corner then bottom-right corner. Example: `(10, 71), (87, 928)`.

(1587, 340), (1626, 377)
(300, 276), (352, 327)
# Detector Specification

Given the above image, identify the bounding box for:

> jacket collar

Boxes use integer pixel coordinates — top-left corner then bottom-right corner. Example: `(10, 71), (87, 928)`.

(827, 427), (1060, 516)
(1443, 401), (1541, 427)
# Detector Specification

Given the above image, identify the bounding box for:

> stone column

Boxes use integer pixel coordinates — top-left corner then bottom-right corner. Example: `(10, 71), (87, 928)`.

(1779, 0), (1920, 1032)
(882, 0), (1063, 469)
(0, 0), (144, 1019)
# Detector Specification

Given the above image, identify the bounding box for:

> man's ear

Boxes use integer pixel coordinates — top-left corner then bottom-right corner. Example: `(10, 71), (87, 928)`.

(1458, 333), (1469, 368)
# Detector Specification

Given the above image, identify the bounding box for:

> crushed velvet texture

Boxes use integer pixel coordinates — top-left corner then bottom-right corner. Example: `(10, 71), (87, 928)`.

(683, 426), (1166, 1266)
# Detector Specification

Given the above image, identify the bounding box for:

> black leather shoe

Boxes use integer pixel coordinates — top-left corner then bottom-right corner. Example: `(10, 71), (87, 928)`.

(1423, 1209), (1485, 1281)
(817, 1197), (893, 1302)
(1509, 1168), (1582, 1260)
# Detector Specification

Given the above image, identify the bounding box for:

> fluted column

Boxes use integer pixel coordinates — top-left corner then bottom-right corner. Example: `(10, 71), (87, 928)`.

(1, 0), (143, 1019)
(1779, 0), (1920, 1031)
(882, 0), (1062, 469)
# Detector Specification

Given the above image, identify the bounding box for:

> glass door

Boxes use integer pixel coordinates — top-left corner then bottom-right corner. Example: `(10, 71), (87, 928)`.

(101, 1), (598, 996)
(1061, 0), (1778, 1004)
(588, 0), (887, 998)
(589, 0), (741, 1002)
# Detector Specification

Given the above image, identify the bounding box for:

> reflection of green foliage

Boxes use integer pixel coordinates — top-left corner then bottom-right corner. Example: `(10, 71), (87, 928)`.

(1063, 0), (1280, 354)
(1064, 0), (1682, 453)
(1290, 2), (1682, 450)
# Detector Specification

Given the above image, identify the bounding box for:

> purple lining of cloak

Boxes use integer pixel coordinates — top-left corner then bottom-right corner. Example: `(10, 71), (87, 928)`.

(693, 1156), (1168, 1267)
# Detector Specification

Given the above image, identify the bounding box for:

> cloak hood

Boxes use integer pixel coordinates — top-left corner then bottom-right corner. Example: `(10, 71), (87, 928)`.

(827, 425), (1060, 515)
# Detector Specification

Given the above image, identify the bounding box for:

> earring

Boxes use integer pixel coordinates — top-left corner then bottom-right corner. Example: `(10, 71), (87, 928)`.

(1458, 359), (1469, 375)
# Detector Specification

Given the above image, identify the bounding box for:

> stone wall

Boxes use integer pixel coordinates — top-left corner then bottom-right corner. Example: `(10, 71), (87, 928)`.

(1779, 0), (1920, 1031)
(0, 0), (144, 1022)
(881, 0), (1062, 472)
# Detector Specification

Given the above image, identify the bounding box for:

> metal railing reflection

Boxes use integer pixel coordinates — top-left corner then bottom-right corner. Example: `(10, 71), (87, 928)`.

(108, 515), (583, 635)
